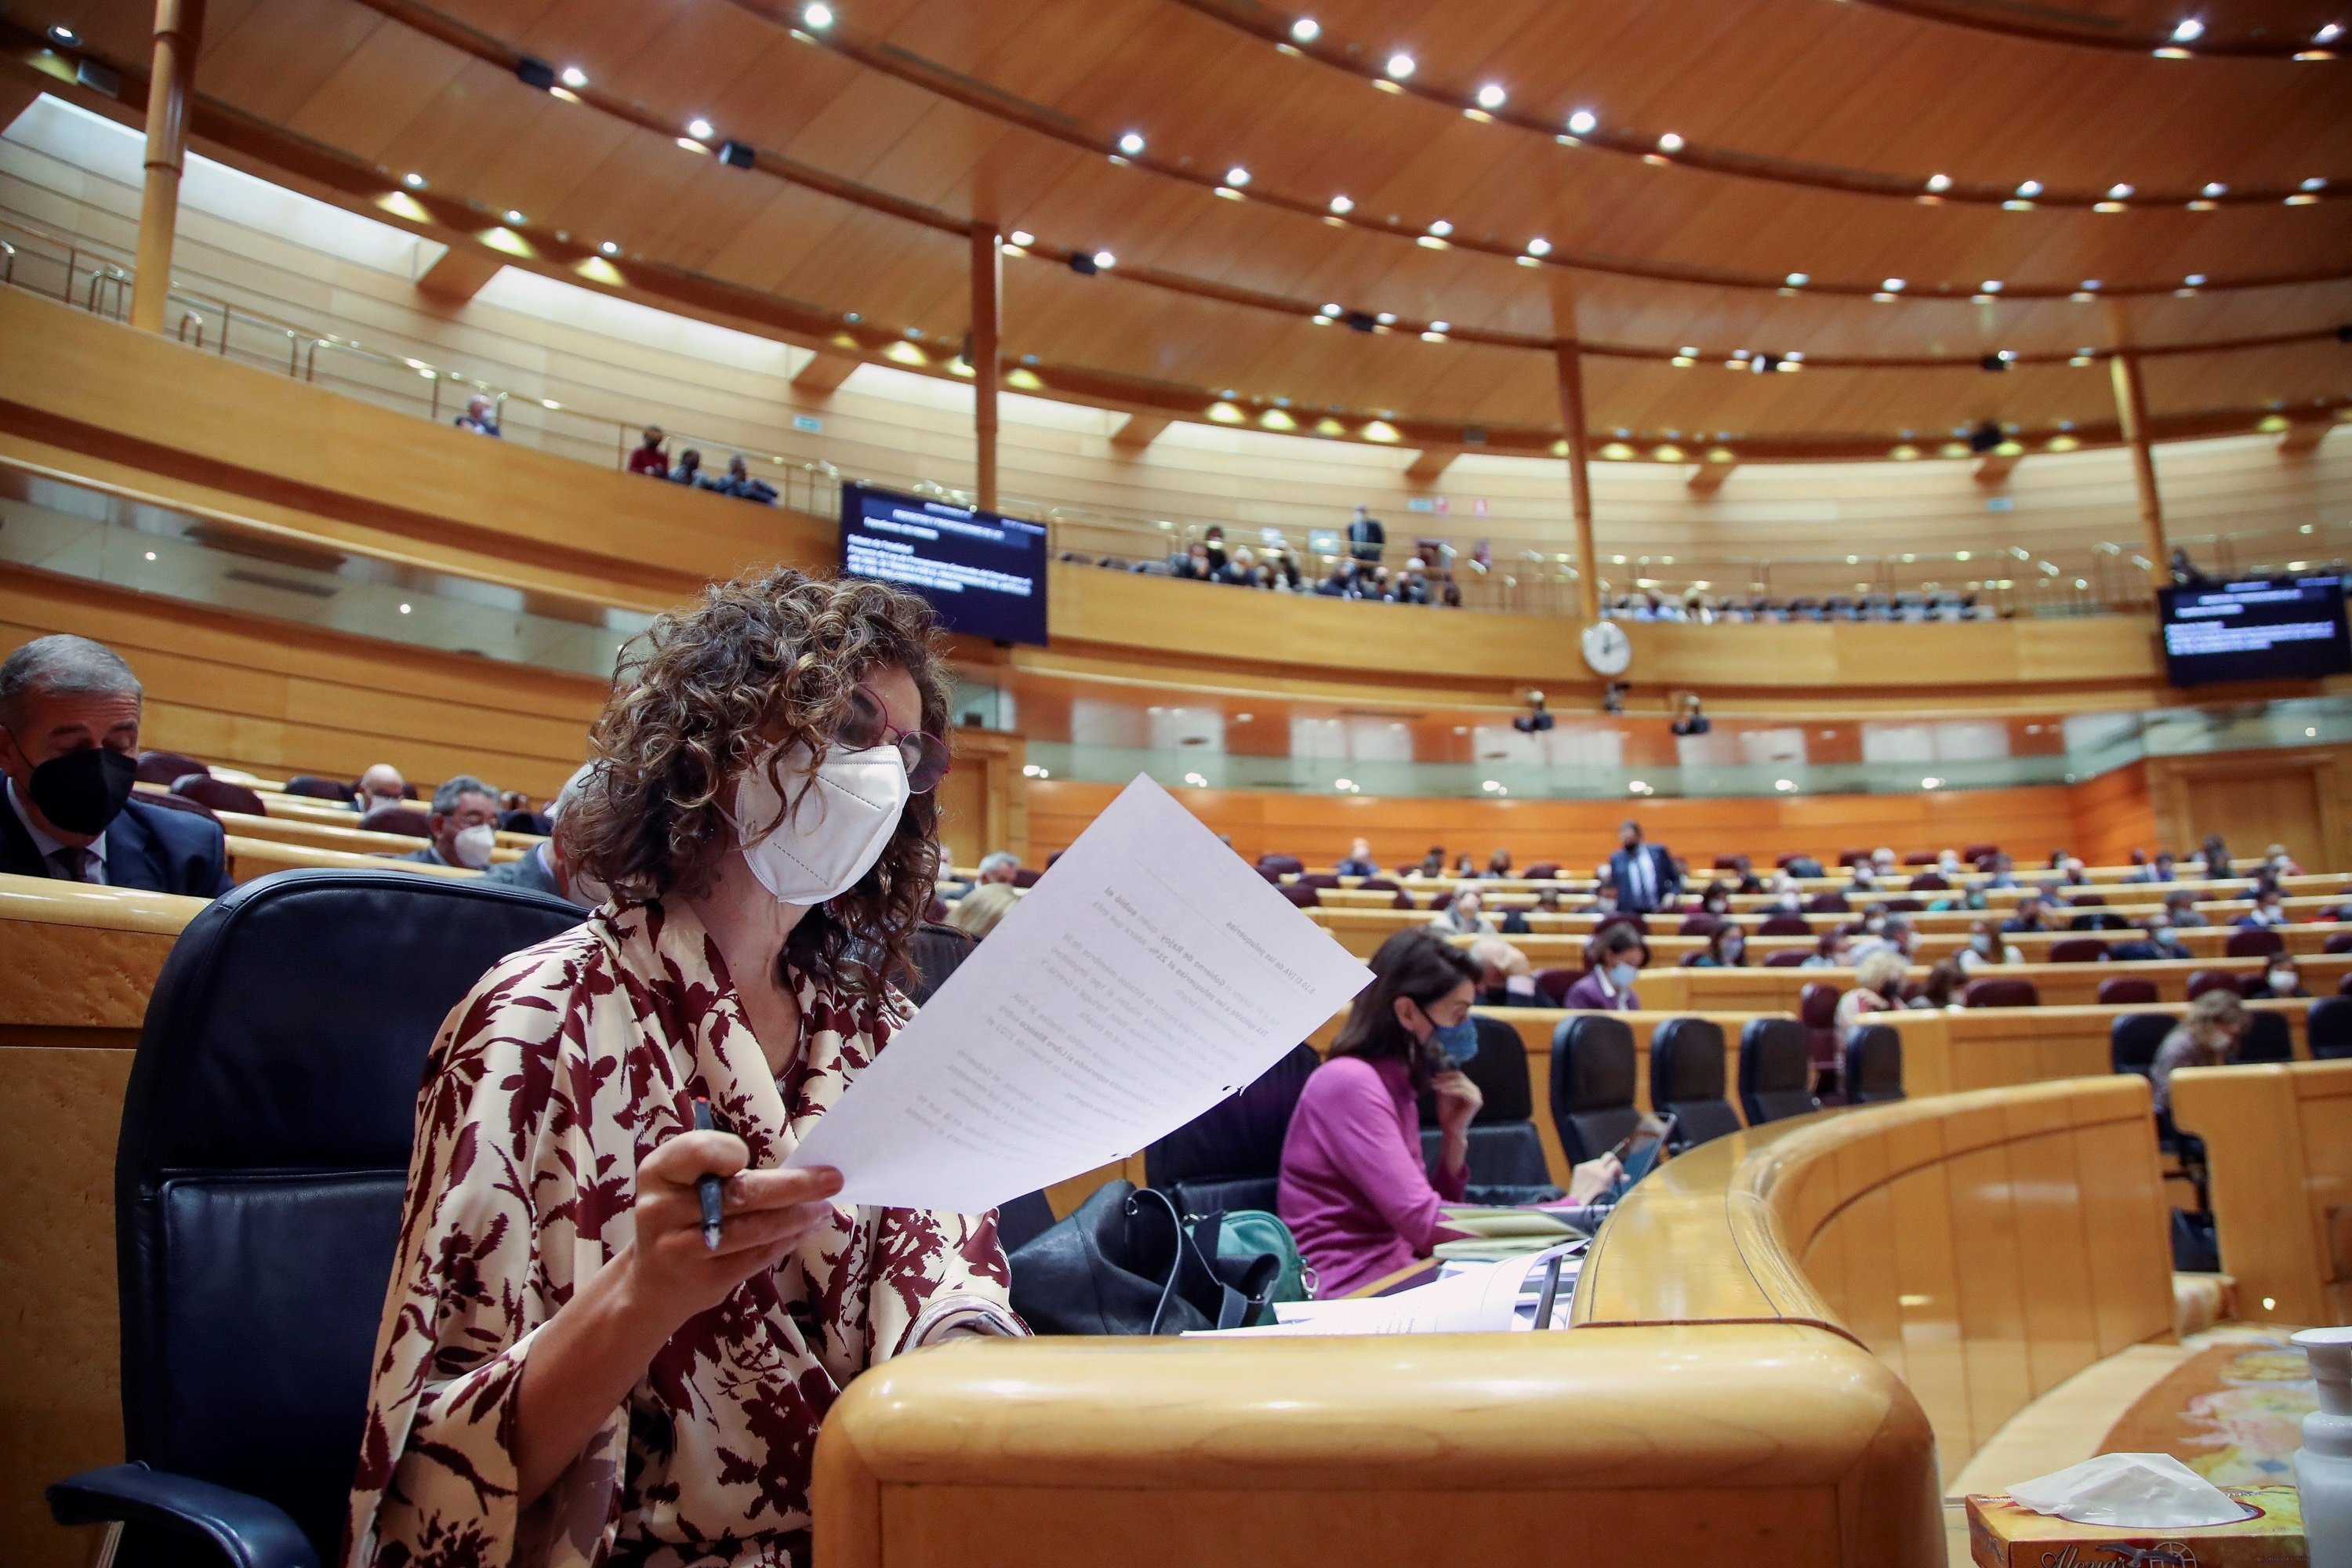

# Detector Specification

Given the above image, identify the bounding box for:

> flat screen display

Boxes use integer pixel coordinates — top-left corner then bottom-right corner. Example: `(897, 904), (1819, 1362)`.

(2158, 575), (2351, 686)
(838, 484), (1049, 646)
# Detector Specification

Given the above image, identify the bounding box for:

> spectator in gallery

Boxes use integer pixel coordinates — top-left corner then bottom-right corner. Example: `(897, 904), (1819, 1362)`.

(454, 394), (501, 437)
(1346, 503), (1386, 564)
(1498, 887), (1563, 935)
(627, 426), (670, 477)
(669, 448), (708, 488)
(1215, 546), (1257, 586)
(0, 633), (232, 896)
(1174, 543), (1214, 581)
(1560, 922), (1647, 1011)
(1441, 577), (1463, 608)
(2000, 895), (2051, 935)
(1410, 846), (1446, 878)
(1334, 837), (1379, 878)
(2106, 916), (2190, 963)
(1201, 526), (1229, 575)
(356, 763), (408, 817)
(2165, 890), (2210, 929)
(1317, 559), (1363, 597)
(1392, 561), (1432, 606)
(399, 774), (503, 870)
(717, 455), (779, 504)
(975, 851), (1022, 887)
(1427, 887), (1497, 937)
(2127, 851), (2180, 884)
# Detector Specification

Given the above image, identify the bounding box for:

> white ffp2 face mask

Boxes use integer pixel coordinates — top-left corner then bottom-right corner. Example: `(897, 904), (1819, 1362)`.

(730, 742), (909, 906)
(453, 822), (498, 869)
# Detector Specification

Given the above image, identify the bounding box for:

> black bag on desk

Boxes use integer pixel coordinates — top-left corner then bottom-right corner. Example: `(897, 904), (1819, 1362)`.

(1008, 1181), (1281, 1334)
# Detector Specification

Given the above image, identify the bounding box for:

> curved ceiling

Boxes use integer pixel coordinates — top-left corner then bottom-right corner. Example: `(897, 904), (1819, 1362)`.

(24, 0), (2352, 457)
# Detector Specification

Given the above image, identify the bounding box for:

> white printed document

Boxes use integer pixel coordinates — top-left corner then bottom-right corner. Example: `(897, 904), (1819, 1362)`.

(1184, 1247), (1580, 1337)
(786, 774), (1374, 1210)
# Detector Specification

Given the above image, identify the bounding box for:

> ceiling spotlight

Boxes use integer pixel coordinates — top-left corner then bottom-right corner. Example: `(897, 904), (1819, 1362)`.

(2202, 180), (2227, 197)
(1784, 271), (1809, 286)
(1657, 132), (1685, 152)
(1566, 109), (1597, 136)
(1329, 194), (1353, 214)
(599, 240), (619, 256)
(1385, 53), (1415, 78)
(1319, 302), (1341, 316)
(1092, 249), (1116, 269)
(1290, 16), (1319, 42)
(804, 1), (834, 23)
(1526, 237), (1552, 256)
(1926, 172), (1952, 192)
(1118, 131), (1145, 155)
(2016, 179), (2042, 197)
(1376, 311), (1397, 325)
(504, 209), (526, 224)
(2184, 272), (2206, 285)
(1981, 279), (2004, 292)
(2081, 278), (2101, 290)
(1882, 277), (1907, 292)
(403, 172), (426, 189)
(560, 65), (588, 88)
(1980, 351), (2014, 371)
(2171, 16), (2204, 41)
(1009, 229), (1034, 246)
(2107, 182), (2134, 198)
(1428, 320), (1450, 332)
(2303, 176), (2326, 191)
(46, 24), (78, 44)
(1775, 779), (1796, 793)
(1225, 165), (1250, 187)
(688, 118), (714, 140)
(2318, 22), (2343, 42)
(1475, 82), (1507, 109)
(1428, 218), (1453, 236)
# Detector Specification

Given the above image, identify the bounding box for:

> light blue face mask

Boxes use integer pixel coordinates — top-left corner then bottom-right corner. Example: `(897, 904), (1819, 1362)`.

(1423, 1014), (1479, 1069)
(1607, 962), (1642, 989)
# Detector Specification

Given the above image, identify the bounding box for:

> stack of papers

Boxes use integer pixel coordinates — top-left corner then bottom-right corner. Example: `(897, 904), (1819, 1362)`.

(1431, 1207), (1591, 1261)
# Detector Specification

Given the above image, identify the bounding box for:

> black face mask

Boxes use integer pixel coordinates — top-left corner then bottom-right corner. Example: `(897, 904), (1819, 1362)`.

(23, 745), (138, 837)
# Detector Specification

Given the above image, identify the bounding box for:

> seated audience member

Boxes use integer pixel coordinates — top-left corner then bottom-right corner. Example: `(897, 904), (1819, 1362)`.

(0, 634), (231, 896)
(1935, 849), (1963, 876)
(1410, 846), (1446, 879)
(454, 394), (501, 437)
(1202, 526), (1229, 574)
(2151, 989), (2249, 1119)
(1428, 887), (1497, 936)
(669, 448), (709, 488)
(356, 762), (408, 815)
(2107, 916), (2190, 963)
(1729, 855), (1764, 895)
(1835, 950), (1908, 1030)
(2265, 842), (2303, 878)
(1172, 543), (1215, 581)
(1216, 546), (1260, 587)
(2198, 834), (2232, 879)
(974, 851), (1022, 886)
(1561, 923), (1647, 1011)
(481, 765), (597, 908)
(1498, 886), (1563, 935)
(1870, 847), (1896, 876)
(715, 455), (779, 504)
(350, 569), (1010, 1566)
(1467, 935), (1539, 1007)
(1848, 916), (1915, 968)
(2237, 887), (2290, 928)
(1317, 559), (1363, 598)
(1482, 848), (1513, 880)
(1999, 895), (2050, 935)
(1694, 880), (1734, 917)
(1580, 881), (1623, 921)
(1913, 958), (1965, 1009)
(1801, 926), (1856, 969)
(2253, 956), (2307, 999)
(1760, 873), (1805, 914)
(1983, 853), (2020, 889)
(944, 880), (1018, 941)
(1958, 919), (2020, 972)
(626, 426), (669, 477)
(400, 774), (502, 869)
(2165, 890), (2210, 929)
(1690, 923), (1748, 967)
(1334, 837), (1380, 878)
(2127, 851), (2179, 884)
(1782, 852), (1825, 880)
(1452, 852), (1479, 877)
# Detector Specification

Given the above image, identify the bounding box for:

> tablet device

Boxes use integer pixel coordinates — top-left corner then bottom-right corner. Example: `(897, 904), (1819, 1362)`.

(1609, 1113), (1675, 1190)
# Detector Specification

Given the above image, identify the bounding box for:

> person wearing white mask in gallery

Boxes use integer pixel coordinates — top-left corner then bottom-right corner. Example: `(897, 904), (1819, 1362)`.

(354, 762), (408, 818)
(349, 570), (1021, 1568)
(397, 773), (503, 870)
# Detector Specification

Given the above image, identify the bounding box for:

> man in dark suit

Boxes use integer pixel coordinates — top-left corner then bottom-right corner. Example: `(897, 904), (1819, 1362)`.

(1345, 504), (1385, 564)
(0, 634), (230, 898)
(1605, 818), (1680, 914)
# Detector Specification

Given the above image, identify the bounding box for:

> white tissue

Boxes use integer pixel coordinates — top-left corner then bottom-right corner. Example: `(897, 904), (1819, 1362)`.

(2008, 1453), (2255, 1529)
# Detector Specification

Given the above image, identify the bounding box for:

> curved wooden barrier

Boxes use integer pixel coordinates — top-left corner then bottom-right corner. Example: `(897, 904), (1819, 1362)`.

(2171, 1058), (2352, 1328)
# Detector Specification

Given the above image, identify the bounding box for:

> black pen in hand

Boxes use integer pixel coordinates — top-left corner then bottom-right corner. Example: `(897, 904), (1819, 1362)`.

(693, 1098), (724, 1250)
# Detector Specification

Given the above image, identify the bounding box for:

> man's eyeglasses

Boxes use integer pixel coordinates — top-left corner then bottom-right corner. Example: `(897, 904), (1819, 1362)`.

(837, 684), (950, 793)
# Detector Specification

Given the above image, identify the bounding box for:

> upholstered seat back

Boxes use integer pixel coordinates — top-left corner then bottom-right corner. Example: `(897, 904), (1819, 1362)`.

(1737, 1019), (1820, 1125)
(1145, 1043), (1322, 1218)
(1548, 1014), (1639, 1166)
(1646, 1018), (1742, 1151)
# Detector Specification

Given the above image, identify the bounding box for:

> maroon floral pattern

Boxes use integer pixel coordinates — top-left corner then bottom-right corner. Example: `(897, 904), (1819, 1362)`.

(347, 899), (1010, 1567)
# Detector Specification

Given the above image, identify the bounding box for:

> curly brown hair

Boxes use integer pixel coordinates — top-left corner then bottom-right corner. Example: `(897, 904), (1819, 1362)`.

(560, 567), (949, 1002)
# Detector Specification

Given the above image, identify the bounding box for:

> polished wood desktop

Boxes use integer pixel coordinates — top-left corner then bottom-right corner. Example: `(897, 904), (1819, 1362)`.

(2170, 1057), (2352, 1328)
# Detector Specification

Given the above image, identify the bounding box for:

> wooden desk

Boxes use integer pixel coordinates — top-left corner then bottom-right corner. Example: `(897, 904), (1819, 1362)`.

(223, 835), (481, 884)
(1877, 999), (2313, 1098)
(2170, 1058), (2352, 1327)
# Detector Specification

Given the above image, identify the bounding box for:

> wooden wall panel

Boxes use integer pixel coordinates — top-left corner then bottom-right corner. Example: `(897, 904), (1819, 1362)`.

(2067, 760), (2157, 869)
(2150, 745), (2352, 878)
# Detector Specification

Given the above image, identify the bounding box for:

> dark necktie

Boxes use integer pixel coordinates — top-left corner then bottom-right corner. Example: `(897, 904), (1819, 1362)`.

(49, 846), (93, 883)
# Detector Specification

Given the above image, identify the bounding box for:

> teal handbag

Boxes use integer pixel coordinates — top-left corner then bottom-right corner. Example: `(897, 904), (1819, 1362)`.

(1215, 1209), (1312, 1302)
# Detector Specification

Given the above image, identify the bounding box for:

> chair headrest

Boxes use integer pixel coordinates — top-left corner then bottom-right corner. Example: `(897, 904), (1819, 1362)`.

(1145, 1042), (1321, 1186)
(1740, 1018), (1813, 1087)
(1650, 1017), (1727, 1099)
(1552, 1014), (1635, 1111)
(118, 869), (587, 1179)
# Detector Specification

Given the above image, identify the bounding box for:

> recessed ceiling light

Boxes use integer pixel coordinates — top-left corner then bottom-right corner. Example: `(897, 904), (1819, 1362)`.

(1565, 109), (1597, 136)
(399, 602), (413, 615)
(1010, 229), (1034, 246)
(1526, 237), (1552, 256)
(1428, 320), (1450, 332)
(599, 240), (619, 256)
(1657, 132), (1684, 152)
(2183, 272), (2206, 285)
(2202, 180), (2227, 197)
(504, 209), (526, 224)
(403, 172), (426, 189)
(1290, 16), (1319, 42)
(1679, 346), (1700, 357)
(2302, 176), (2326, 191)
(804, 2), (833, 26)
(143, 550), (156, 561)
(1428, 218), (1453, 236)
(2016, 179), (2042, 197)
(1376, 311), (1397, 325)
(2318, 21), (2344, 41)
(2107, 182), (2134, 198)
(1475, 82), (1507, 110)
(46, 24), (78, 45)
(1118, 132), (1145, 155)
(1091, 250), (1116, 268)
(1926, 172), (1951, 192)
(688, 118), (714, 140)
(1882, 277), (1906, 292)
(2081, 278), (2101, 290)
(1225, 165), (1250, 187)
(1328, 194), (1353, 214)
(1385, 53), (1415, 78)
(1784, 271), (1808, 286)
(1318, 302), (1341, 316)
(560, 65), (588, 88)
(2172, 16), (2204, 41)
(1980, 279), (2003, 292)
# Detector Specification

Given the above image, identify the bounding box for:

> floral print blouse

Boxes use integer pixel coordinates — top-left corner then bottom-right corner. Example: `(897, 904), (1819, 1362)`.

(347, 898), (1011, 1568)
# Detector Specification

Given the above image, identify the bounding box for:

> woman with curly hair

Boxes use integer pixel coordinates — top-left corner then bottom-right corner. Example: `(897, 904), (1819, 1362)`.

(348, 568), (1018, 1568)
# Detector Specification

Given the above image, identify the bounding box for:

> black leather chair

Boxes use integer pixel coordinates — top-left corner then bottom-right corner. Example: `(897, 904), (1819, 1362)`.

(2309, 994), (2352, 1060)
(2240, 1008), (2293, 1064)
(1737, 1018), (1820, 1125)
(2111, 1011), (2176, 1078)
(1145, 1043), (1322, 1217)
(1647, 1017), (1743, 1151)
(1417, 1015), (1560, 1200)
(1842, 1025), (1904, 1103)
(47, 869), (586, 1568)
(1549, 1014), (1639, 1167)
(904, 919), (977, 1007)
(996, 1189), (1058, 1254)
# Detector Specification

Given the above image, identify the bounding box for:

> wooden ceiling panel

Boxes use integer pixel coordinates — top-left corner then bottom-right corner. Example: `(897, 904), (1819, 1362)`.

(279, 19), (471, 160)
(196, 0), (390, 126)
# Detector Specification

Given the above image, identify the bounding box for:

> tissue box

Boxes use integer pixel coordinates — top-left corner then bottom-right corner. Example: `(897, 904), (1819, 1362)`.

(1966, 1485), (2305, 1567)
